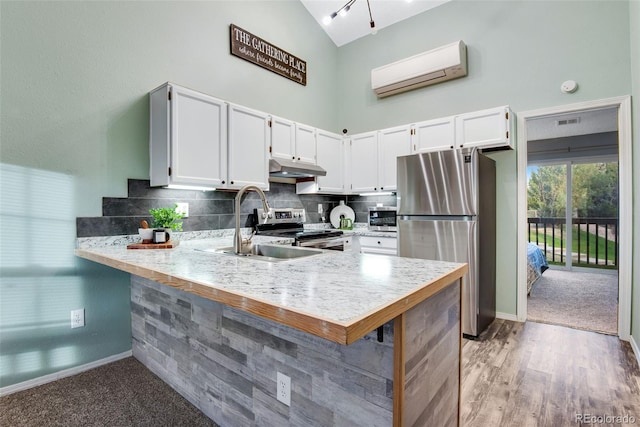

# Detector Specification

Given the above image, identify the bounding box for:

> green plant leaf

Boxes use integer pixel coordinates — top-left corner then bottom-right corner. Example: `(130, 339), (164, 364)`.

(149, 204), (184, 231)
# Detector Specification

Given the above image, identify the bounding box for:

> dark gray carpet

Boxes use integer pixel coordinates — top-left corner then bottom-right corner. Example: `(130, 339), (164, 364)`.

(527, 268), (618, 335)
(0, 357), (218, 427)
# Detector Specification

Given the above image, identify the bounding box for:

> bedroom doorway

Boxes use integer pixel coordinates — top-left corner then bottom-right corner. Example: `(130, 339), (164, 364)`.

(525, 160), (619, 335)
(516, 96), (632, 340)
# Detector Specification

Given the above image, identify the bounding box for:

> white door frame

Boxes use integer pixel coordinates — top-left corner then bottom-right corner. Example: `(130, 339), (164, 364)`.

(516, 95), (632, 341)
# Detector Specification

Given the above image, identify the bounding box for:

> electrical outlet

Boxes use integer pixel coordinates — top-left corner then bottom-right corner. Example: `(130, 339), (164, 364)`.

(176, 202), (189, 218)
(276, 372), (291, 406)
(317, 204), (323, 214)
(71, 309), (85, 329)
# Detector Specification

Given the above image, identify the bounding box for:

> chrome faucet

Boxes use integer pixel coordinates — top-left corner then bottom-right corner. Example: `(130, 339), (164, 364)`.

(234, 184), (270, 255)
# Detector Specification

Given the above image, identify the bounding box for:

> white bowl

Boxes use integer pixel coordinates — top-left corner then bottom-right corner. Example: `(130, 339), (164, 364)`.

(138, 228), (154, 242)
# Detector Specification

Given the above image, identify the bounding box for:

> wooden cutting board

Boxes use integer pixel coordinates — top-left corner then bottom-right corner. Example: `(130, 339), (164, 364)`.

(127, 240), (179, 249)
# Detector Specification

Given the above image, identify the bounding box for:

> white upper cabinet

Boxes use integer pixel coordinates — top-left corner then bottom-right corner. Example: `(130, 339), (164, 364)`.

(349, 131), (379, 193)
(316, 130), (344, 193)
(455, 105), (513, 150)
(151, 82), (513, 198)
(296, 130), (344, 195)
(294, 123), (317, 164)
(270, 117), (317, 164)
(150, 83), (227, 188)
(411, 116), (455, 153)
(227, 103), (270, 190)
(378, 125), (412, 191)
(270, 116), (295, 160)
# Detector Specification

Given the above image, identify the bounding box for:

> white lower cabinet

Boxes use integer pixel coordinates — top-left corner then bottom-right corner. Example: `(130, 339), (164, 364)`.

(342, 235), (355, 251)
(359, 236), (397, 256)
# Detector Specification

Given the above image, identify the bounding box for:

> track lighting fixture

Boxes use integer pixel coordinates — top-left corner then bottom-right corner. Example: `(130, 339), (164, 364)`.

(323, 0), (377, 35)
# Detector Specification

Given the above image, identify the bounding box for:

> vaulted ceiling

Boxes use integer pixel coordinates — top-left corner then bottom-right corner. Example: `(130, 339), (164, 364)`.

(300, 0), (450, 46)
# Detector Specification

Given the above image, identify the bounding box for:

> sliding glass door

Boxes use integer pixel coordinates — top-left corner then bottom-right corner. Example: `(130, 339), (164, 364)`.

(527, 160), (618, 270)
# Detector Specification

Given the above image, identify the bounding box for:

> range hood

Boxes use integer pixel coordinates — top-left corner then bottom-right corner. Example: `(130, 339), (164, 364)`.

(269, 157), (327, 178)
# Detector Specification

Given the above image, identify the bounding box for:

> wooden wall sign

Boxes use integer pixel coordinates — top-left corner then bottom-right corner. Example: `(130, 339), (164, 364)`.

(230, 24), (307, 86)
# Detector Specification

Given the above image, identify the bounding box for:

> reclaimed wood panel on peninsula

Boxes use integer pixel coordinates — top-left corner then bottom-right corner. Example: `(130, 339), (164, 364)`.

(132, 274), (462, 427)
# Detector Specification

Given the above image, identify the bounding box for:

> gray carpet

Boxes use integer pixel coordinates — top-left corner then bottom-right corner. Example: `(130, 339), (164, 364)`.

(0, 357), (218, 427)
(527, 268), (618, 335)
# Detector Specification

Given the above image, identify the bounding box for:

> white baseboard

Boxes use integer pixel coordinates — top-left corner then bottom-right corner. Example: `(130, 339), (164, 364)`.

(0, 350), (132, 397)
(496, 312), (519, 322)
(630, 335), (640, 369)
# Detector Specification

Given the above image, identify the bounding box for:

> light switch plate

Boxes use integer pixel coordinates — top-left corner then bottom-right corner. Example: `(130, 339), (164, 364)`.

(176, 203), (189, 217)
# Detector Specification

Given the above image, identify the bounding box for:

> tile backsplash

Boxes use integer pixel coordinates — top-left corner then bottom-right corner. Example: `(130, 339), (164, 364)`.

(76, 179), (396, 237)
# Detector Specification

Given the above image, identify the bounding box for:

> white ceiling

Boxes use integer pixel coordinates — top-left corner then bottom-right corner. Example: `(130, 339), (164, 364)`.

(526, 107), (618, 141)
(300, 0), (451, 47)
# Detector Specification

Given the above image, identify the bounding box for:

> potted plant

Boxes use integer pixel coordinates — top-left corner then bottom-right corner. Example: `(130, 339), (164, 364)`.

(149, 204), (184, 233)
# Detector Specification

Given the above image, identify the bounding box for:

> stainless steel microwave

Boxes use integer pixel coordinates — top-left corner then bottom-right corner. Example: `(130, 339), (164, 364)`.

(368, 206), (397, 231)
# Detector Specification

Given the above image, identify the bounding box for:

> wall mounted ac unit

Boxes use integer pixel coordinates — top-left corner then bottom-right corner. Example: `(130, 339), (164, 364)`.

(371, 40), (467, 98)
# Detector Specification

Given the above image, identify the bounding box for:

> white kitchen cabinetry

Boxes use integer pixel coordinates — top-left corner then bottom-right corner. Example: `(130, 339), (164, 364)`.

(150, 83), (227, 188)
(270, 118), (317, 165)
(342, 234), (355, 252)
(455, 105), (513, 150)
(411, 116), (455, 153)
(378, 125), (412, 191)
(270, 116), (295, 160)
(294, 123), (317, 164)
(359, 235), (397, 256)
(296, 129), (344, 195)
(348, 127), (410, 194)
(316, 130), (345, 193)
(349, 132), (379, 193)
(227, 103), (270, 190)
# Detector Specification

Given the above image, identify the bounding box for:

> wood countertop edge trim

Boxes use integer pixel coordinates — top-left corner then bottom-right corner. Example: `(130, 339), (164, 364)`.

(75, 249), (350, 344)
(75, 249), (467, 346)
(342, 263), (468, 345)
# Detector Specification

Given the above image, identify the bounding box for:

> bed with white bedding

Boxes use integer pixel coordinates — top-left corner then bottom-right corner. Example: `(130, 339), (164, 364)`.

(527, 242), (549, 294)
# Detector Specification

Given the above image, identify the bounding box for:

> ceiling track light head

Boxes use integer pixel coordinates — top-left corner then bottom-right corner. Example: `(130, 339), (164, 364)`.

(326, 0), (376, 33)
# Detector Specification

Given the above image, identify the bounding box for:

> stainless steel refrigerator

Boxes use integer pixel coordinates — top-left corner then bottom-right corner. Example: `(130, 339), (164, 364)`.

(397, 148), (496, 338)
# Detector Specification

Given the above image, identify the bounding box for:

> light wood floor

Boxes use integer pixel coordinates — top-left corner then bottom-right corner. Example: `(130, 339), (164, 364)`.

(461, 320), (640, 427)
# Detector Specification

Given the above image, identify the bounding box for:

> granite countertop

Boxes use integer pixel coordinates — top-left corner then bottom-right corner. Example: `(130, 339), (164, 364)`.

(341, 229), (397, 238)
(75, 233), (465, 345)
(306, 223), (397, 238)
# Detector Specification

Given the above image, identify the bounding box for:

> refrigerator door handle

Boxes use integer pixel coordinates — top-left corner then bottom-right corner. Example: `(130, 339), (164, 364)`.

(399, 215), (475, 221)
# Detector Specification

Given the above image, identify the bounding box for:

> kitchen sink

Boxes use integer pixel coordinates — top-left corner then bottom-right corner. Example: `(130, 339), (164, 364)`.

(201, 244), (324, 262)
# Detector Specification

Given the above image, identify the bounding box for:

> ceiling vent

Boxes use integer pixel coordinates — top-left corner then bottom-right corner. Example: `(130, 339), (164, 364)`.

(557, 118), (580, 126)
(371, 40), (467, 98)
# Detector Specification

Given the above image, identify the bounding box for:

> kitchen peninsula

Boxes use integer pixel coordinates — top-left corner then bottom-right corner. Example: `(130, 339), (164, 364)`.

(75, 236), (467, 427)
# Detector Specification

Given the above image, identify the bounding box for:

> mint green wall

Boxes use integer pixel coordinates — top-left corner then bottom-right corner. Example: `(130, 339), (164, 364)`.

(1, 1), (338, 216)
(335, 0), (632, 317)
(630, 0), (640, 347)
(0, 1), (337, 388)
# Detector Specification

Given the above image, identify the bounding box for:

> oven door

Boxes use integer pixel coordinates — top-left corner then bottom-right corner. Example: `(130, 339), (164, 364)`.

(296, 237), (345, 251)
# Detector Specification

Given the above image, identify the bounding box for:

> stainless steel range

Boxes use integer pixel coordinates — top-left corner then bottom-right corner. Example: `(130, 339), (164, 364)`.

(254, 208), (345, 250)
